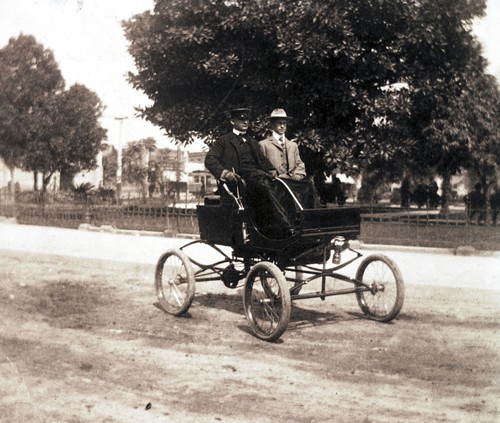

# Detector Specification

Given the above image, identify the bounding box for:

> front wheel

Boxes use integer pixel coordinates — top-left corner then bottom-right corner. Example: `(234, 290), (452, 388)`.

(355, 254), (404, 322)
(243, 262), (291, 342)
(155, 248), (195, 316)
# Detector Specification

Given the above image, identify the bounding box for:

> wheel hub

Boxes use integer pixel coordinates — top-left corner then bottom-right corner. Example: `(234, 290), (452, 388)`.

(168, 276), (185, 286)
(370, 282), (385, 295)
(222, 265), (243, 289)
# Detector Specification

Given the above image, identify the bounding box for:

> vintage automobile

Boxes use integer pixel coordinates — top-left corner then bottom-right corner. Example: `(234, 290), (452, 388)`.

(155, 179), (404, 342)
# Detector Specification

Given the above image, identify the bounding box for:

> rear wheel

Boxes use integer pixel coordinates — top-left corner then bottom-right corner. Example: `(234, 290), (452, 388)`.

(243, 262), (291, 342)
(155, 249), (195, 316)
(355, 254), (404, 322)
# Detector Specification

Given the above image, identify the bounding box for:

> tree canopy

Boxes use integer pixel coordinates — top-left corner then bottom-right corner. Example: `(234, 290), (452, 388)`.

(31, 83), (108, 190)
(124, 0), (493, 185)
(123, 137), (157, 184)
(457, 74), (500, 191)
(0, 34), (107, 192)
(0, 34), (64, 172)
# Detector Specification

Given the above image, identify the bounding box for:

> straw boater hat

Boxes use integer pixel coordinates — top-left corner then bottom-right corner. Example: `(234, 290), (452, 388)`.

(268, 108), (292, 120)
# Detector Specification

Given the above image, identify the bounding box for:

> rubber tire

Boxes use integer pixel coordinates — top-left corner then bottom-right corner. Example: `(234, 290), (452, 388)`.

(155, 248), (196, 316)
(243, 261), (291, 342)
(355, 254), (404, 322)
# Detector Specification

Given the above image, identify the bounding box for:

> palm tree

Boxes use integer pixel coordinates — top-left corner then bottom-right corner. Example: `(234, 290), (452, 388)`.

(123, 137), (157, 199)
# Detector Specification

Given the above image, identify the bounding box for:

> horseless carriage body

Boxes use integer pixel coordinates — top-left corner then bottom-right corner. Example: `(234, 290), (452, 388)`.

(155, 179), (405, 342)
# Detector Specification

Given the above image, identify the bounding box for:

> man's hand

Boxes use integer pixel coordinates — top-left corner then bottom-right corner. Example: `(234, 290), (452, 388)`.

(221, 169), (241, 183)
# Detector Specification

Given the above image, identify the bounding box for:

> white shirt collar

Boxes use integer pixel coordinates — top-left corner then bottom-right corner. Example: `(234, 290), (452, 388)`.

(272, 131), (285, 142)
(233, 129), (246, 136)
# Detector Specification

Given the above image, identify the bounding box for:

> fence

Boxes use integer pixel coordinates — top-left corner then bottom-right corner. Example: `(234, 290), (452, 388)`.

(360, 208), (499, 250)
(0, 197), (498, 251)
(0, 200), (200, 235)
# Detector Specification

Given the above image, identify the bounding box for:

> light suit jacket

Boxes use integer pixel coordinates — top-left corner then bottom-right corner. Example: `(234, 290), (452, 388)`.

(259, 135), (306, 180)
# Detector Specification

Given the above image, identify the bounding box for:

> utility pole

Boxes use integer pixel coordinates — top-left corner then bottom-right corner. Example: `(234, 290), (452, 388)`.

(176, 145), (181, 203)
(114, 116), (128, 203)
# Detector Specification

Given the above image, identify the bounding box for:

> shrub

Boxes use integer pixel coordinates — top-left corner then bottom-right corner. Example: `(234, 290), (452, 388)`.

(72, 182), (96, 204)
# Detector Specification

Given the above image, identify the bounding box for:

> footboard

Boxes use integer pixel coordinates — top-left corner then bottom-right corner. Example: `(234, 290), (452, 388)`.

(299, 207), (361, 239)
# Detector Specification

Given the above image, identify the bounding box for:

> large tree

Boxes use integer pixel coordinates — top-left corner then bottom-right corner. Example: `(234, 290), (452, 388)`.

(61, 84), (107, 189)
(457, 74), (500, 203)
(400, 0), (492, 209)
(124, 0), (489, 183)
(0, 35), (107, 194)
(0, 34), (64, 192)
(16, 83), (107, 193)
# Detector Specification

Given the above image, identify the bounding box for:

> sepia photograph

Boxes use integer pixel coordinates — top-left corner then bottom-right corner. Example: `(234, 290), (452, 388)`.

(1, 0), (499, 421)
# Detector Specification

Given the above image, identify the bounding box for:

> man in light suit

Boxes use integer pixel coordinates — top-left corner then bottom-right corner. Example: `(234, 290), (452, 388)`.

(259, 109), (317, 208)
(259, 109), (306, 181)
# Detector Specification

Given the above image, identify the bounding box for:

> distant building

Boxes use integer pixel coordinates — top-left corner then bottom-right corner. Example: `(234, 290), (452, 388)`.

(187, 151), (215, 195)
(150, 149), (215, 197)
(0, 146), (215, 198)
(73, 151), (104, 188)
(186, 151), (206, 173)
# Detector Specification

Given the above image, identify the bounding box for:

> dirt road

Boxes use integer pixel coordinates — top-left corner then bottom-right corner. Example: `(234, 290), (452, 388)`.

(0, 249), (499, 423)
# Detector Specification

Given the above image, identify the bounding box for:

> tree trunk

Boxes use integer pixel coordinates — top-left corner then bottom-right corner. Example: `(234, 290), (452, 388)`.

(141, 147), (149, 200)
(440, 172), (451, 216)
(473, 164), (490, 225)
(176, 147), (181, 202)
(8, 167), (15, 196)
(41, 172), (53, 195)
(60, 169), (75, 191)
(33, 171), (39, 192)
(480, 175), (489, 225)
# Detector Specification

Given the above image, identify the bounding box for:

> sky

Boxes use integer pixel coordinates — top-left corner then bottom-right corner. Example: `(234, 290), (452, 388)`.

(0, 0), (207, 151)
(0, 0), (499, 152)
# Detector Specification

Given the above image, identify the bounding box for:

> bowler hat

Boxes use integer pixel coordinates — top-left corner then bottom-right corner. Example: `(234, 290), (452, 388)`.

(268, 108), (292, 119)
(230, 108), (251, 119)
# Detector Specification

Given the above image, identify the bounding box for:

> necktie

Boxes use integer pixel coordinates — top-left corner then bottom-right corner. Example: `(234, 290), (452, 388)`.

(280, 136), (289, 171)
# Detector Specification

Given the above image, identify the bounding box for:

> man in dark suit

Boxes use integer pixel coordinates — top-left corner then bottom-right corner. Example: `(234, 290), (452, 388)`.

(205, 108), (276, 182)
(205, 108), (298, 238)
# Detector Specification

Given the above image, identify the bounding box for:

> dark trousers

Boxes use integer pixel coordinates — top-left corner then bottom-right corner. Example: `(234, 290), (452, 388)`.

(244, 176), (317, 239)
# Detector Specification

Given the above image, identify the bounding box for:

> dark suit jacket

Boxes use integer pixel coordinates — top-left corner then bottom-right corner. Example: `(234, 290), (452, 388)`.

(205, 132), (276, 179)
